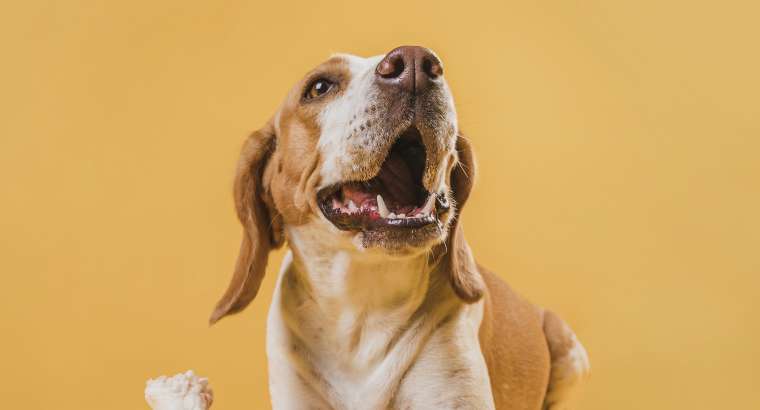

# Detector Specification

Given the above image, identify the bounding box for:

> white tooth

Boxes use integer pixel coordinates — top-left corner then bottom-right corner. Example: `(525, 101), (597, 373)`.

(421, 194), (436, 215)
(388, 212), (397, 219)
(332, 198), (342, 209)
(398, 213), (405, 218)
(347, 200), (358, 213)
(376, 195), (390, 218)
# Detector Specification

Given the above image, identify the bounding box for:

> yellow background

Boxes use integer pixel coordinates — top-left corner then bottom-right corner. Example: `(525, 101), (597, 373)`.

(2, 1), (758, 409)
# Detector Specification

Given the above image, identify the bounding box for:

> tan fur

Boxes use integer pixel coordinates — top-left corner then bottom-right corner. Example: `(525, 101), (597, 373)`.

(478, 269), (590, 410)
(209, 123), (283, 323)
(541, 310), (590, 409)
(209, 58), (354, 323)
(210, 50), (589, 408)
(430, 134), (486, 302)
(266, 57), (352, 226)
(479, 268), (551, 410)
(445, 134), (589, 409)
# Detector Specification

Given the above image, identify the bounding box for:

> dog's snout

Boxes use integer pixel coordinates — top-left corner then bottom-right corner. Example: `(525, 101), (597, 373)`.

(375, 46), (442, 93)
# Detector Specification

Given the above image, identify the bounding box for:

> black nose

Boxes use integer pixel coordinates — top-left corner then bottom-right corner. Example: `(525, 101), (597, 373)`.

(375, 45), (443, 94)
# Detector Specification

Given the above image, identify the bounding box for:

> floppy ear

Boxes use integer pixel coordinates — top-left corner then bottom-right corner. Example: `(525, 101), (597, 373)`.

(209, 122), (284, 324)
(441, 134), (486, 303)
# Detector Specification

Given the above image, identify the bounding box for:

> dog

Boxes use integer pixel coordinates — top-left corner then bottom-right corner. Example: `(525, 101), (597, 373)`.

(210, 46), (590, 410)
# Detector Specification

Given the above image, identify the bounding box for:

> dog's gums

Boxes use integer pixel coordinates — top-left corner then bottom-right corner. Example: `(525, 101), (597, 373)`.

(318, 126), (450, 232)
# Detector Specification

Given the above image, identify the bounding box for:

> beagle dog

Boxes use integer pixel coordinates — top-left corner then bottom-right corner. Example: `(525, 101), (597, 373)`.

(210, 46), (590, 410)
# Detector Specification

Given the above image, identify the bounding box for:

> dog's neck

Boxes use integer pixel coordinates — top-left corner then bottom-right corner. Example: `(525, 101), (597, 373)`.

(271, 224), (476, 408)
(291, 239), (429, 314)
(282, 224), (457, 369)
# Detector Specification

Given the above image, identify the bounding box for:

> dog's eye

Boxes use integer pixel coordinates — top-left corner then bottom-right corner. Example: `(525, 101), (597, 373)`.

(305, 79), (334, 99)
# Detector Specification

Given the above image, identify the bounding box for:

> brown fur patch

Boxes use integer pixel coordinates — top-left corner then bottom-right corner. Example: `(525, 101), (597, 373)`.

(211, 57), (354, 322)
(430, 133), (486, 303)
(264, 57), (353, 227)
(479, 268), (552, 410)
(209, 123), (283, 323)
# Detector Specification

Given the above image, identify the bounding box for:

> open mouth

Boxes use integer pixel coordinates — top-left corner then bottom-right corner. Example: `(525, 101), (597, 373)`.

(318, 127), (450, 231)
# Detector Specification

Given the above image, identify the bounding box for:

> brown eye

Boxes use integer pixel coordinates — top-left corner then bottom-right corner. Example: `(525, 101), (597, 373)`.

(306, 79), (334, 99)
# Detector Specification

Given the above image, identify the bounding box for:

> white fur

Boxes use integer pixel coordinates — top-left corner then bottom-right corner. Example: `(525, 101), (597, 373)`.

(317, 54), (385, 188)
(147, 51), (584, 409)
(316, 52), (460, 195)
(145, 371), (213, 410)
(266, 222), (494, 409)
(264, 52), (494, 409)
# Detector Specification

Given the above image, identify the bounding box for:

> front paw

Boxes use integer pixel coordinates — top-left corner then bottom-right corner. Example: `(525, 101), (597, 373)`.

(145, 370), (214, 410)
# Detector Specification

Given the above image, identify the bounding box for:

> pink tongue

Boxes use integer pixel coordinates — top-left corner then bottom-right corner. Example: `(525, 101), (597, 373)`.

(377, 152), (417, 205)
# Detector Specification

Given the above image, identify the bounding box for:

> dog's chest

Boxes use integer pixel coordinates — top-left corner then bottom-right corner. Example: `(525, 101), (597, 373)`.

(266, 251), (494, 409)
(270, 301), (493, 410)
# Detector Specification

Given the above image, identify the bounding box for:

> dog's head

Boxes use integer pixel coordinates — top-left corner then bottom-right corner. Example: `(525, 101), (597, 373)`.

(210, 46), (483, 323)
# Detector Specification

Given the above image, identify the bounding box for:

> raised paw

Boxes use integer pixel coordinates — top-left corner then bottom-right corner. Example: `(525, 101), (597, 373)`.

(145, 370), (214, 410)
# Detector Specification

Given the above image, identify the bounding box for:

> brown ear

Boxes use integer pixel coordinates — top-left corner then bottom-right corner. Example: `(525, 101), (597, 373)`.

(209, 122), (283, 324)
(441, 134), (486, 302)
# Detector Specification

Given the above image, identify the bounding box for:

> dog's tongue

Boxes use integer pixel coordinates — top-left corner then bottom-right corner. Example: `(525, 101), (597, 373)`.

(376, 150), (417, 205)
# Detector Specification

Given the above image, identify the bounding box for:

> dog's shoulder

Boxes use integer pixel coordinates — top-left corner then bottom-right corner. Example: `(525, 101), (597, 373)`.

(478, 266), (551, 409)
(477, 266), (590, 409)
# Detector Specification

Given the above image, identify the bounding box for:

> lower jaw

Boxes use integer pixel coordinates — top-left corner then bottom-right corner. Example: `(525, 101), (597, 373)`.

(355, 222), (447, 253)
(318, 191), (451, 232)
(319, 207), (449, 236)
(317, 205), (450, 253)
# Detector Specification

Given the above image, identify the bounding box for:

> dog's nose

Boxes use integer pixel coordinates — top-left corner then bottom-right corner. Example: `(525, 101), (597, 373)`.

(375, 46), (443, 93)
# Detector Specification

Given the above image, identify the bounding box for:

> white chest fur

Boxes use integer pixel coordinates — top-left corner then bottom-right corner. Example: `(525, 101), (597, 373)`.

(266, 243), (494, 410)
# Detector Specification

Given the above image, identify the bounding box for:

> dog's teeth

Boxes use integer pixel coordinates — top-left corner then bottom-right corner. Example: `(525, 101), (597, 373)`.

(332, 198), (342, 210)
(376, 195), (390, 218)
(347, 200), (358, 213)
(398, 213), (405, 218)
(421, 194), (436, 215)
(388, 212), (397, 219)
